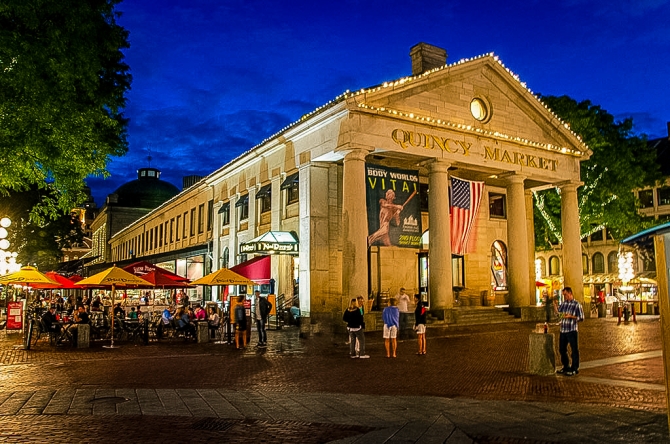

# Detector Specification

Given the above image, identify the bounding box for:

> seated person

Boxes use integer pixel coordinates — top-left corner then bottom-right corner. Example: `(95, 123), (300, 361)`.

(289, 304), (301, 326)
(113, 303), (125, 318)
(70, 305), (90, 346)
(207, 307), (220, 338)
(41, 305), (62, 337)
(176, 308), (196, 338)
(91, 296), (103, 312)
(194, 304), (206, 321)
(127, 307), (138, 320)
(187, 307), (196, 322)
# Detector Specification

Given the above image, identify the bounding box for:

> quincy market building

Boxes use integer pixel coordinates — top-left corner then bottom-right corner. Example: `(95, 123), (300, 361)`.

(107, 44), (590, 329)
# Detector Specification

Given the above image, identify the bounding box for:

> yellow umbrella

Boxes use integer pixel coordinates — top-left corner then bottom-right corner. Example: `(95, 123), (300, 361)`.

(76, 266), (152, 348)
(190, 268), (257, 286)
(0, 266), (60, 286)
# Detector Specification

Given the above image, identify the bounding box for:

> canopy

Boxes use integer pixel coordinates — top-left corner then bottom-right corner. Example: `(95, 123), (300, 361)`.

(76, 266), (153, 288)
(231, 255), (271, 284)
(31, 272), (79, 289)
(0, 266), (60, 286)
(140, 270), (192, 288)
(190, 268), (256, 286)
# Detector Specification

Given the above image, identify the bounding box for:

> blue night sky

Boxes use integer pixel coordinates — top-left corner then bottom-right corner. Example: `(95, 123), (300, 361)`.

(87, 0), (670, 206)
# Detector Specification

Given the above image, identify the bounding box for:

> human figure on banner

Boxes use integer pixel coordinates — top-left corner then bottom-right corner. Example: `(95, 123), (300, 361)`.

(368, 189), (417, 246)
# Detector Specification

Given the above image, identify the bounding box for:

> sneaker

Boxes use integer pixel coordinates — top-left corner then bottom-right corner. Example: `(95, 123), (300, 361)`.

(573, 369), (579, 375)
(565, 371), (575, 376)
(358, 355), (370, 359)
(350, 355), (359, 359)
(556, 368), (570, 374)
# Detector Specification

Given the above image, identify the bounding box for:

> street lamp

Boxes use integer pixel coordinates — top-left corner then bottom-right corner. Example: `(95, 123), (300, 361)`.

(0, 217), (21, 276)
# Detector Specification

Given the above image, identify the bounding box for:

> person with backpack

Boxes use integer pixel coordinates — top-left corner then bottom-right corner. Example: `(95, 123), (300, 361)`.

(233, 295), (247, 349)
(254, 290), (272, 347)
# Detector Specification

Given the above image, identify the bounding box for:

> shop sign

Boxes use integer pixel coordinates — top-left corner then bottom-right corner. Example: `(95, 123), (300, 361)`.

(240, 242), (298, 254)
(366, 164), (422, 248)
(6, 301), (23, 330)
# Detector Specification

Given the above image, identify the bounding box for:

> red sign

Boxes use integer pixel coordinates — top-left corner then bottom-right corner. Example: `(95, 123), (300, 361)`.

(6, 301), (23, 330)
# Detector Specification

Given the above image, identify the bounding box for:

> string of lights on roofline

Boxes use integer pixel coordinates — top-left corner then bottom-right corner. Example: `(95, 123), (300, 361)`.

(245, 52), (588, 158)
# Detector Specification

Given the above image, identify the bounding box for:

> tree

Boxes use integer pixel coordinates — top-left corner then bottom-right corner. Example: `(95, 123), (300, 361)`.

(0, 0), (131, 221)
(534, 95), (661, 249)
(0, 186), (84, 271)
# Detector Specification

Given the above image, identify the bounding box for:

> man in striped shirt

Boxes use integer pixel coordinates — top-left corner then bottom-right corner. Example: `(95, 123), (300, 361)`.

(557, 287), (584, 376)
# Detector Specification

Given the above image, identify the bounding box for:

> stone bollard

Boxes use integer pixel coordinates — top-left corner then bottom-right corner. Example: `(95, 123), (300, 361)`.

(528, 332), (555, 375)
(77, 324), (90, 349)
(196, 321), (209, 343)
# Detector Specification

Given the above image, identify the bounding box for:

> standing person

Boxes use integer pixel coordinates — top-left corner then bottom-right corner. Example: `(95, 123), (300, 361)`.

(254, 290), (272, 348)
(233, 295), (247, 349)
(414, 294), (427, 355)
(382, 297), (400, 358)
(557, 286), (584, 376)
(356, 295), (367, 356)
(343, 298), (369, 358)
(208, 306), (220, 339)
(396, 287), (411, 337)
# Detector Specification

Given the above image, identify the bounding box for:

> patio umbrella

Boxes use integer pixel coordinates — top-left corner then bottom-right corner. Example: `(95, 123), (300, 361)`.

(190, 268), (256, 286)
(0, 266), (60, 287)
(75, 266), (152, 348)
(140, 270), (192, 288)
(535, 281), (549, 287)
(31, 272), (79, 290)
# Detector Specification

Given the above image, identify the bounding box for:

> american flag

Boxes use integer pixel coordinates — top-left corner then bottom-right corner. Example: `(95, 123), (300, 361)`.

(450, 177), (485, 255)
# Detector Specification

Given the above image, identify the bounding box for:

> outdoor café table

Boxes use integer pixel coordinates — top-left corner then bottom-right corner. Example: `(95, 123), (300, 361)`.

(54, 321), (74, 345)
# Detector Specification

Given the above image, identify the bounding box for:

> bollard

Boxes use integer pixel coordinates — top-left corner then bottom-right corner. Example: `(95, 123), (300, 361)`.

(617, 306), (622, 325)
(196, 321), (209, 343)
(77, 324), (90, 348)
(529, 332), (556, 375)
(632, 303), (637, 324)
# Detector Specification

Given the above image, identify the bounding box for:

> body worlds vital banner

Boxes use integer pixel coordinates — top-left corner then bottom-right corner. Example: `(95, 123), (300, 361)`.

(366, 164), (422, 248)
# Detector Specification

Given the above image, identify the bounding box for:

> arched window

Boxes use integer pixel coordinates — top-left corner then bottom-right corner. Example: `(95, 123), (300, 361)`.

(491, 241), (508, 290)
(582, 254), (589, 274)
(549, 256), (561, 275)
(607, 252), (618, 273)
(592, 252), (605, 274)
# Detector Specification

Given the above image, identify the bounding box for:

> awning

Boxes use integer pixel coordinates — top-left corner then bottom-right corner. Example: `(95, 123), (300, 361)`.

(231, 255), (271, 284)
(217, 202), (230, 214)
(280, 172), (299, 190)
(235, 194), (249, 207)
(256, 184), (271, 199)
(621, 221), (670, 246)
(239, 231), (299, 255)
(583, 273), (620, 284)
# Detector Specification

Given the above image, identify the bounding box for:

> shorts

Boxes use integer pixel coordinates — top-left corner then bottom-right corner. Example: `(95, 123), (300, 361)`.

(383, 325), (398, 339)
(414, 324), (426, 334)
(236, 320), (247, 331)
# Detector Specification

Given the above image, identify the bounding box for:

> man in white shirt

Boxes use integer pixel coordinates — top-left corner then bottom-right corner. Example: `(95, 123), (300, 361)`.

(396, 287), (411, 338)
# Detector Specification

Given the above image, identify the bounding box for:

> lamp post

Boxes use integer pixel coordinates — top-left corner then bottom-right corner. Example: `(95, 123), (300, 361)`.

(0, 217), (21, 276)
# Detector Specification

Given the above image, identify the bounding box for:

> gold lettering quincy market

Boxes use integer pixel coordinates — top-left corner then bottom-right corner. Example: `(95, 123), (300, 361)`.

(483, 146), (558, 171)
(391, 129), (471, 155)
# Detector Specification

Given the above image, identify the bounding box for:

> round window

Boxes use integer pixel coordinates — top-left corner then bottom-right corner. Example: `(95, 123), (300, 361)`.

(470, 98), (490, 121)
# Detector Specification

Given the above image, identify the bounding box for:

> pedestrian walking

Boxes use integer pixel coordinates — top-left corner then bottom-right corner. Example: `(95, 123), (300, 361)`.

(254, 290), (272, 347)
(557, 286), (584, 376)
(382, 297), (400, 358)
(356, 295), (367, 355)
(414, 294), (427, 355)
(233, 295), (248, 349)
(343, 298), (369, 358)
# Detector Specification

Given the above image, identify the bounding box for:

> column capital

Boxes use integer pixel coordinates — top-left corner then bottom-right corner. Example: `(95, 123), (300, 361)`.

(558, 180), (583, 192)
(427, 158), (451, 174)
(342, 149), (370, 163)
(505, 173), (527, 185)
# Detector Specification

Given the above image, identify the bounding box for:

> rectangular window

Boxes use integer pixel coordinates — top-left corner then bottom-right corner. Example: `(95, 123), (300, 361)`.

(590, 227), (604, 242)
(236, 195), (249, 221)
(281, 172), (299, 205)
(149, 228), (154, 250)
(183, 212), (188, 238)
(198, 203), (205, 234)
(257, 184), (272, 213)
(159, 224), (164, 247)
(489, 193), (506, 219)
(176, 215), (181, 241)
(658, 187), (670, 206)
(219, 202), (230, 226)
(207, 200), (214, 231)
(639, 189), (654, 208)
(165, 221), (169, 245)
(190, 208), (196, 236)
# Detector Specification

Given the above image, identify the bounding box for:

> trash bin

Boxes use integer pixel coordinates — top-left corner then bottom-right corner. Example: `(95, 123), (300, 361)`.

(597, 303), (606, 318)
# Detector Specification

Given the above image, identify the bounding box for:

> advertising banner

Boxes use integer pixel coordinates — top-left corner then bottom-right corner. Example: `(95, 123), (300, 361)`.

(366, 164), (422, 248)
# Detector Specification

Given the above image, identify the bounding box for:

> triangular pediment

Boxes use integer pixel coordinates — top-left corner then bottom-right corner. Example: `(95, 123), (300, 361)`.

(346, 54), (589, 156)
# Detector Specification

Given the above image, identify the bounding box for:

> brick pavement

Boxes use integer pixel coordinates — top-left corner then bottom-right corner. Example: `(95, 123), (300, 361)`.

(0, 316), (667, 443)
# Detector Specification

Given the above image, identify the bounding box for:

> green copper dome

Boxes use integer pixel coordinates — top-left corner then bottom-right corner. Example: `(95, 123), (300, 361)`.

(111, 167), (179, 209)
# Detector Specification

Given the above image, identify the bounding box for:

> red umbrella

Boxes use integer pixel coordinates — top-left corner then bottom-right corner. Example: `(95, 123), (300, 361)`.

(535, 281), (548, 287)
(69, 274), (83, 283)
(31, 272), (79, 289)
(140, 270), (192, 288)
(123, 261), (189, 282)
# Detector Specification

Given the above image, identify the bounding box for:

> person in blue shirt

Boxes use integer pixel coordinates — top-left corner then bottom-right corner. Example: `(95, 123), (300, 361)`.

(382, 297), (400, 358)
(557, 286), (584, 376)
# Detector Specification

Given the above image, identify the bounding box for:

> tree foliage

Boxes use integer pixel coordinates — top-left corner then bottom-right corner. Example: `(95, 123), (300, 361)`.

(0, 186), (84, 271)
(0, 0), (131, 221)
(534, 95), (661, 250)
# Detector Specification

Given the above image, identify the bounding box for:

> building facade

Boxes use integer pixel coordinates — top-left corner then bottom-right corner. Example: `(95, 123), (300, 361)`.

(106, 44), (589, 328)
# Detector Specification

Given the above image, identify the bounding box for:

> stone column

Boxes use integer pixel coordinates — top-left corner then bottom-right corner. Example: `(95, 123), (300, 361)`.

(247, 186), (257, 240)
(506, 174), (530, 310)
(526, 189), (536, 305)
(342, 149), (370, 305)
(428, 159), (453, 309)
(228, 194), (238, 265)
(211, 201), (222, 301)
(561, 182), (584, 303)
